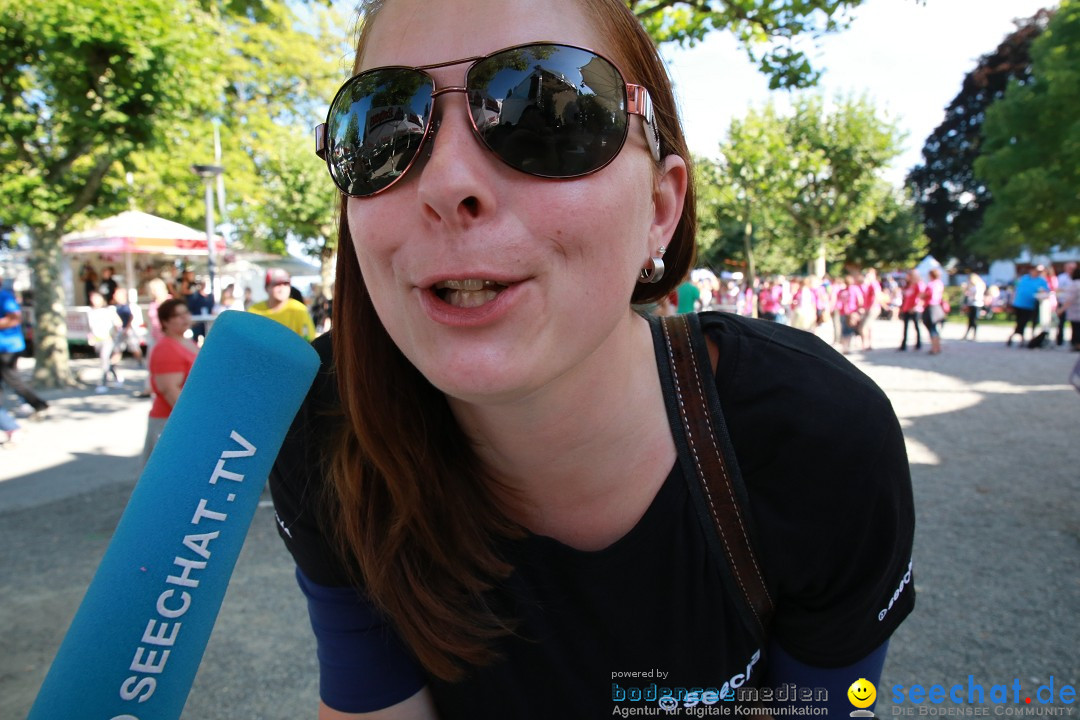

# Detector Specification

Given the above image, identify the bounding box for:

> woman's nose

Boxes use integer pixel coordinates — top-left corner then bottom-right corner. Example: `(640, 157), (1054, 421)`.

(415, 95), (498, 228)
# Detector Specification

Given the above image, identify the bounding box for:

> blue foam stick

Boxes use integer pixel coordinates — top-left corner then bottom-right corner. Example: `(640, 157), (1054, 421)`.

(28, 311), (320, 720)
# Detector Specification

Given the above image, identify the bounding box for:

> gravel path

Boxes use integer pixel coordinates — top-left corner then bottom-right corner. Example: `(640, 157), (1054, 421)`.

(848, 320), (1079, 714)
(1, 317), (1077, 718)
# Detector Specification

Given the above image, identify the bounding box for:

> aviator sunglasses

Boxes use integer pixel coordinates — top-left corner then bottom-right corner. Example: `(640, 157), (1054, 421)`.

(315, 42), (661, 197)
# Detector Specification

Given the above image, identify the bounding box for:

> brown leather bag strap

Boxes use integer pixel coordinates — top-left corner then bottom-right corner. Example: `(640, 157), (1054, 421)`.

(656, 313), (775, 641)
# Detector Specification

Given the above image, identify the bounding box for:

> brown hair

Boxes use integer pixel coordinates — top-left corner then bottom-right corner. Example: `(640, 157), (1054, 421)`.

(156, 298), (187, 324)
(327, 0), (697, 681)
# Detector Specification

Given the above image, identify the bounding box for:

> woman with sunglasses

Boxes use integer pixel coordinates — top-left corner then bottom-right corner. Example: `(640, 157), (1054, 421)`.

(270, 1), (915, 718)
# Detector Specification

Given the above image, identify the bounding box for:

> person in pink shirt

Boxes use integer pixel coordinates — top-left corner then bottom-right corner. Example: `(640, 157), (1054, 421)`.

(898, 268), (925, 351)
(921, 267), (947, 355)
(758, 277), (785, 322)
(134, 277), (174, 400)
(739, 282), (755, 317)
(835, 275), (865, 354)
(145, 277), (172, 349)
(858, 268), (883, 350)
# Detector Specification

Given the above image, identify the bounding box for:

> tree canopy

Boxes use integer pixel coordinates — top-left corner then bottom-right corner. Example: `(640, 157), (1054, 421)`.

(843, 190), (929, 270)
(0, 0), (346, 385)
(784, 95), (901, 274)
(697, 95), (903, 279)
(973, 0), (1080, 258)
(0, 0), (228, 385)
(905, 9), (1051, 270)
(695, 104), (798, 281)
(628, 0), (871, 89)
(122, 1), (345, 258)
(3, 0), (888, 385)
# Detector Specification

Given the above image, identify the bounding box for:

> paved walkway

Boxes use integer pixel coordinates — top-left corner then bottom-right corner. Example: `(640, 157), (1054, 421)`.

(1, 318), (1077, 718)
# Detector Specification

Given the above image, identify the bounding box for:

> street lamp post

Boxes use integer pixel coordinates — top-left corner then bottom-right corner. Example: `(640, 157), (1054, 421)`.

(191, 164), (225, 301)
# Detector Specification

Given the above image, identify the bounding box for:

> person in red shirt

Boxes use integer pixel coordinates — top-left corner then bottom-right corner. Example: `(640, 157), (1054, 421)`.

(139, 298), (198, 466)
(858, 268), (882, 350)
(898, 269), (926, 351)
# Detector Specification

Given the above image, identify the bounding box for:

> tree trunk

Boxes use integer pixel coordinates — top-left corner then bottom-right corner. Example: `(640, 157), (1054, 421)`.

(319, 242), (335, 300)
(812, 239), (827, 279)
(29, 227), (75, 388)
(743, 219), (757, 289)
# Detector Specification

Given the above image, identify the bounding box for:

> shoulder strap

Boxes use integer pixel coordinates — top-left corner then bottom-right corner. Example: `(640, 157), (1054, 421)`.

(653, 313), (775, 641)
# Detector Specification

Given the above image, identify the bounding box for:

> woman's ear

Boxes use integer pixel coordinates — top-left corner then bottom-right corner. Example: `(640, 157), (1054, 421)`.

(649, 154), (688, 251)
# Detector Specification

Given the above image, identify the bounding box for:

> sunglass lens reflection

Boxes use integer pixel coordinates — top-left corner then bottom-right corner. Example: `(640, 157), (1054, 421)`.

(468, 45), (628, 177)
(325, 45), (631, 195)
(327, 68), (435, 195)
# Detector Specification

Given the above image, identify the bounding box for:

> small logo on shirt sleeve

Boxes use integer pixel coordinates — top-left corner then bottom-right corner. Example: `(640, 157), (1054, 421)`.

(878, 560), (913, 621)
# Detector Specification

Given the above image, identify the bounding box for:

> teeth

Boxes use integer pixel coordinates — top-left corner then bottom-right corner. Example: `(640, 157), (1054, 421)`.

(433, 278), (508, 308)
(436, 279), (503, 291)
(445, 289), (499, 308)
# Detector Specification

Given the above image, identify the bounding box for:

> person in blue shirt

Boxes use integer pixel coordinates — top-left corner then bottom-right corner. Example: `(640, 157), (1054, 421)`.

(0, 269), (49, 418)
(1006, 265), (1050, 347)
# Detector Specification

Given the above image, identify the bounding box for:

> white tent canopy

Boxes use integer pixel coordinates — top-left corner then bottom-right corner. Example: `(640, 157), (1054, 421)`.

(62, 210), (228, 302)
(60, 210), (325, 303)
(61, 210), (224, 256)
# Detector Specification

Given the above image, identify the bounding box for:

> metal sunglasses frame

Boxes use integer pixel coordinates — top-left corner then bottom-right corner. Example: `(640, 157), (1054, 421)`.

(314, 41), (661, 197)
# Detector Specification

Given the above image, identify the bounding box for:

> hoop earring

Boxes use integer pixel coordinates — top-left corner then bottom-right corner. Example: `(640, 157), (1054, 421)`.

(638, 246), (666, 284)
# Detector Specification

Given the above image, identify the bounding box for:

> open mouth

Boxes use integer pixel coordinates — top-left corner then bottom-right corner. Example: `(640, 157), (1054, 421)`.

(433, 278), (510, 308)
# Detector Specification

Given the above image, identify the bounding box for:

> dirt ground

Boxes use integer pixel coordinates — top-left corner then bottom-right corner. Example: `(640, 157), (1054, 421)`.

(1, 316), (1077, 718)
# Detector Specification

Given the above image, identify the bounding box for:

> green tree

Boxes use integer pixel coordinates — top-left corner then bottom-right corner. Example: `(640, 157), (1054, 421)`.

(695, 105), (798, 285)
(628, 0), (875, 89)
(973, 0), (1080, 258)
(844, 190), (929, 270)
(785, 95), (903, 275)
(124, 1), (346, 257)
(0, 0), (224, 386)
(258, 124), (341, 292)
(700, 96), (903, 278)
(0, 0), (346, 386)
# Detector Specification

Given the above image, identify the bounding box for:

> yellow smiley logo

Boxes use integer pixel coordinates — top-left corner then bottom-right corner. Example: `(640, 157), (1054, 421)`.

(848, 678), (877, 709)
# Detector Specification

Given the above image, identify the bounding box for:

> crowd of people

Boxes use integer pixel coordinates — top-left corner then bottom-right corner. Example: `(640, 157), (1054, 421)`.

(656, 267), (929, 354)
(656, 260), (1078, 355)
(0, 264), (333, 450)
(134, 266), (330, 464)
(1001, 262), (1079, 350)
(1, 255), (1074, 454)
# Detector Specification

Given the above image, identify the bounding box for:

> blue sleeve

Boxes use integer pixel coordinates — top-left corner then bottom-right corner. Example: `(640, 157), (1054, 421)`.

(1, 291), (19, 315)
(296, 567), (426, 713)
(763, 639), (889, 716)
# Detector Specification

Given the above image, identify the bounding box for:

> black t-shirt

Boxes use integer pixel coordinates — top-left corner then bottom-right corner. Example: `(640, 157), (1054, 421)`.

(98, 277), (118, 303)
(269, 312), (915, 717)
(186, 291), (214, 316)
